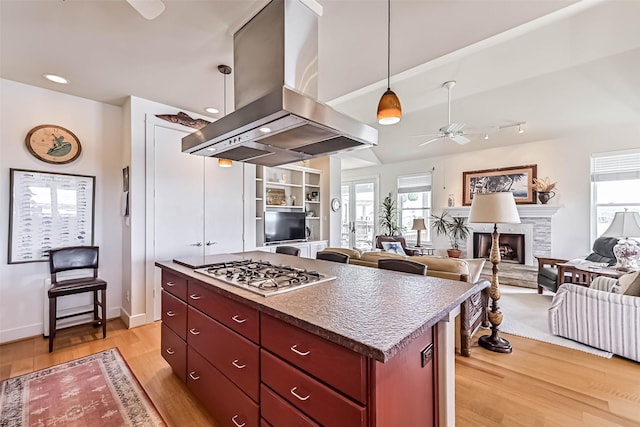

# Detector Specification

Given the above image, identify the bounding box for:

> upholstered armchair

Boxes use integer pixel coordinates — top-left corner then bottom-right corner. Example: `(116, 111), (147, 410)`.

(536, 236), (619, 294)
(548, 274), (640, 362)
(374, 235), (419, 256)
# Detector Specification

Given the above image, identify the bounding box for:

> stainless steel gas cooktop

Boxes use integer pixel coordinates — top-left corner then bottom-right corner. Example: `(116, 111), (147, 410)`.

(194, 259), (335, 297)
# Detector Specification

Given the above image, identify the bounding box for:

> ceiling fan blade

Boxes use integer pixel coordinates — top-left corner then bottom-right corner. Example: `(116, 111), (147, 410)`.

(410, 132), (441, 138)
(126, 0), (166, 20)
(450, 135), (471, 145)
(445, 122), (466, 133)
(418, 137), (442, 147)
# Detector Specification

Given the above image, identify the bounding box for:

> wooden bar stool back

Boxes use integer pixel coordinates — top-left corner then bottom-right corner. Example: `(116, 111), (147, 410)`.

(48, 246), (107, 352)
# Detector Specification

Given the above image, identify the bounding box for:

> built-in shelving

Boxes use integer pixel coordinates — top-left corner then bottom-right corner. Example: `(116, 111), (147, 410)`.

(255, 164), (323, 247)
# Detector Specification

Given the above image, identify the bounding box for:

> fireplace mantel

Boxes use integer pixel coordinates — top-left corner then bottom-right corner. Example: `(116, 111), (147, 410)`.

(445, 204), (561, 219)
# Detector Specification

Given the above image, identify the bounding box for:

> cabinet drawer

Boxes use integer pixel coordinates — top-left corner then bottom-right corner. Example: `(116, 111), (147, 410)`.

(261, 315), (366, 404)
(188, 281), (259, 343)
(261, 384), (319, 427)
(187, 347), (259, 427)
(162, 270), (187, 301)
(162, 290), (187, 339)
(187, 306), (259, 401)
(161, 324), (186, 382)
(261, 350), (366, 427)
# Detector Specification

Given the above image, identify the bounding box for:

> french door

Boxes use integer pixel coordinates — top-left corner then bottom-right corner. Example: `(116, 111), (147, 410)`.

(341, 179), (377, 250)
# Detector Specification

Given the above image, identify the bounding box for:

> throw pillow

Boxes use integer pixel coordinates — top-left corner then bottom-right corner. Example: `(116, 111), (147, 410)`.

(617, 271), (640, 296)
(381, 241), (407, 256)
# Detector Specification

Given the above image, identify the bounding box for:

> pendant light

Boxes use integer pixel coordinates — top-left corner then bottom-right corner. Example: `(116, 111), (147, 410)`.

(376, 0), (401, 125)
(218, 64), (233, 168)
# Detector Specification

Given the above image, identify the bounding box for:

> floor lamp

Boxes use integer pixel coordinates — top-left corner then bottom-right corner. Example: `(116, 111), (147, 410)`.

(468, 192), (521, 353)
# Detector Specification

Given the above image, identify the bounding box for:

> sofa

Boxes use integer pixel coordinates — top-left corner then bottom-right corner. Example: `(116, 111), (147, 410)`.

(322, 248), (489, 356)
(548, 272), (640, 362)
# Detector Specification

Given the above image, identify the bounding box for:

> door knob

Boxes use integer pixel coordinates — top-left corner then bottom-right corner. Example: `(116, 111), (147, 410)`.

(190, 242), (202, 247)
(206, 241), (217, 246)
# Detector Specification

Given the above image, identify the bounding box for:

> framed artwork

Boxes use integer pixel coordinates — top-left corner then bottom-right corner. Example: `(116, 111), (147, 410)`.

(8, 169), (96, 263)
(462, 164), (537, 206)
(25, 124), (82, 164)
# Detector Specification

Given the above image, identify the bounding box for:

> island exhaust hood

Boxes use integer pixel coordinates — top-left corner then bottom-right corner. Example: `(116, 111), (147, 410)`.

(182, 0), (377, 167)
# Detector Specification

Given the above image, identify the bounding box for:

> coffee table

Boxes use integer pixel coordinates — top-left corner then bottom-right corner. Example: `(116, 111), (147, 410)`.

(557, 262), (622, 287)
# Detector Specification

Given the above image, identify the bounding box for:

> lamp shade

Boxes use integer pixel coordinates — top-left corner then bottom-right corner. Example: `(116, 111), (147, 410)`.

(411, 217), (426, 231)
(601, 210), (640, 238)
(468, 192), (521, 224)
(218, 158), (232, 168)
(377, 89), (402, 125)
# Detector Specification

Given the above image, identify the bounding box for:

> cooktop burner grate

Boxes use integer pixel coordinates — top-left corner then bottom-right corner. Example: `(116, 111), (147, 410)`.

(194, 259), (335, 296)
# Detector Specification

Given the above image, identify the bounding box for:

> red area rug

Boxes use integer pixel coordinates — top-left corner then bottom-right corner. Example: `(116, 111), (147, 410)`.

(0, 348), (165, 426)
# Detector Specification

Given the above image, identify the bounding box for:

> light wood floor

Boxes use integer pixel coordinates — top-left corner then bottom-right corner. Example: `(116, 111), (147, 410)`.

(1, 320), (638, 426)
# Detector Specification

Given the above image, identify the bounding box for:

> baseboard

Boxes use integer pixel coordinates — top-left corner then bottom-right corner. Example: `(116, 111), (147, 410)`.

(0, 307), (123, 344)
(119, 307), (148, 328)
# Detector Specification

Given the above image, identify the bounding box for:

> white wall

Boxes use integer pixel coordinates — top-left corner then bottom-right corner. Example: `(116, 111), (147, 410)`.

(343, 123), (640, 260)
(0, 79), (123, 343)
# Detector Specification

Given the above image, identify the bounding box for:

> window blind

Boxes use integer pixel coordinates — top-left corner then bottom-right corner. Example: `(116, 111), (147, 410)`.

(397, 174), (432, 193)
(592, 151), (640, 182)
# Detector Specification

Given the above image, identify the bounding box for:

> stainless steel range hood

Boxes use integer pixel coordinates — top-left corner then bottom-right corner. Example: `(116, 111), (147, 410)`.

(182, 0), (377, 167)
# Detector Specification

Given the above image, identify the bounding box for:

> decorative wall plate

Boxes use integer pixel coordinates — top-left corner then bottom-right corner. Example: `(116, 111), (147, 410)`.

(331, 197), (341, 212)
(25, 124), (82, 164)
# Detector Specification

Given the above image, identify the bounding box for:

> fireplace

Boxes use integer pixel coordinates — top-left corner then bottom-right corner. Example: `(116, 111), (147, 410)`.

(473, 233), (525, 264)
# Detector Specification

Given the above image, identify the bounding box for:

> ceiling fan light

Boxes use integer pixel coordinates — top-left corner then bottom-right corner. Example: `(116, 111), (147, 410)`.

(484, 133), (489, 140)
(377, 89), (402, 125)
(218, 158), (232, 168)
(518, 124), (524, 133)
(126, 0), (165, 20)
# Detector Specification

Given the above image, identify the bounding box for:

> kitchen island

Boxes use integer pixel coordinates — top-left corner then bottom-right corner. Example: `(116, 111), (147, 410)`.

(156, 251), (486, 427)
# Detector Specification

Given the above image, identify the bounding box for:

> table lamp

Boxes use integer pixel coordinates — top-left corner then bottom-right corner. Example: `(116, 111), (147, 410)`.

(600, 209), (640, 271)
(468, 192), (521, 353)
(412, 218), (427, 247)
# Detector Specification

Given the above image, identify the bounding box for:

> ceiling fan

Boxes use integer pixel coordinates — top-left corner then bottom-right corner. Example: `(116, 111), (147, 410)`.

(126, 0), (165, 20)
(417, 80), (475, 147)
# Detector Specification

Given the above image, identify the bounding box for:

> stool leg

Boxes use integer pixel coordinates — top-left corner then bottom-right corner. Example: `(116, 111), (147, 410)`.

(101, 288), (107, 339)
(49, 297), (56, 352)
(93, 290), (99, 322)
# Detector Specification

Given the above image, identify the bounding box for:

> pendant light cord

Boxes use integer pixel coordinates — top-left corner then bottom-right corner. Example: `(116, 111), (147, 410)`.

(386, 0), (391, 90)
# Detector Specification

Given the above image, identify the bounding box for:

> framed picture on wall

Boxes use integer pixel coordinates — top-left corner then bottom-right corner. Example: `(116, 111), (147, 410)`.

(462, 164), (537, 206)
(8, 169), (96, 263)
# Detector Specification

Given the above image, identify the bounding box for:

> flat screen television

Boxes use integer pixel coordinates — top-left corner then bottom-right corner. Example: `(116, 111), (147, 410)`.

(264, 211), (306, 244)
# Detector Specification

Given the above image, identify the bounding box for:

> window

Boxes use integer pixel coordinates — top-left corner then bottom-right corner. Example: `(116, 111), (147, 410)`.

(591, 150), (640, 238)
(397, 174), (432, 245)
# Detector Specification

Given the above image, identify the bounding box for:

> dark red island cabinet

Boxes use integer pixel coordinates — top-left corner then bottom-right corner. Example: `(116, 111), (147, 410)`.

(160, 269), (437, 427)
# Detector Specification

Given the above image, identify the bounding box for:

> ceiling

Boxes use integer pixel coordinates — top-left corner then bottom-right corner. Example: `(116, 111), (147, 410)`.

(2, 0), (639, 169)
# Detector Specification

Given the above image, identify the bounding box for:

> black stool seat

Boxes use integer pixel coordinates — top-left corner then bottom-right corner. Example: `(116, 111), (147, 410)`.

(48, 246), (107, 352)
(49, 278), (107, 297)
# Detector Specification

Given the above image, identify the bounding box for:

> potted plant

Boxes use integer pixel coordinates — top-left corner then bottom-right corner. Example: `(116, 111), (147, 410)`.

(379, 193), (400, 236)
(530, 176), (557, 204)
(430, 211), (471, 258)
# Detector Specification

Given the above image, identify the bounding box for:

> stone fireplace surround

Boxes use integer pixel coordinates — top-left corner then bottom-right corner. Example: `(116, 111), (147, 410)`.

(446, 205), (561, 267)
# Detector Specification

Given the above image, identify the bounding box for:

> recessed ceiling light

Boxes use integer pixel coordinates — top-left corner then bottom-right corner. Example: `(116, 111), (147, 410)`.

(43, 74), (68, 84)
(259, 127), (272, 133)
(206, 147), (216, 152)
(484, 133), (489, 140)
(205, 107), (219, 114)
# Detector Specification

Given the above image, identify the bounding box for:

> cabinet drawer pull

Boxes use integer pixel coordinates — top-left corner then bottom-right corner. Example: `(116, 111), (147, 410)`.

(290, 387), (310, 401)
(189, 328), (201, 335)
(290, 344), (310, 356)
(165, 311), (175, 317)
(231, 415), (246, 427)
(189, 371), (200, 381)
(165, 348), (175, 355)
(189, 294), (201, 300)
(231, 315), (247, 324)
(165, 281), (175, 287)
(231, 359), (246, 369)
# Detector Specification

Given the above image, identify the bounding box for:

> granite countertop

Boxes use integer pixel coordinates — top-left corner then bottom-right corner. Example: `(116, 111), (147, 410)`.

(158, 251), (484, 362)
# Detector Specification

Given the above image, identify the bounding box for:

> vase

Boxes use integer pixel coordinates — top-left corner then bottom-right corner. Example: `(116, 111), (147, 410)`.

(447, 249), (462, 258)
(537, 191), (555, 204)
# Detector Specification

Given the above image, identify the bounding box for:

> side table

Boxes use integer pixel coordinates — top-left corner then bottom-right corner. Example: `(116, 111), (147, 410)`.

(411, 246), (435, 256)
(557, 262), (623, 287)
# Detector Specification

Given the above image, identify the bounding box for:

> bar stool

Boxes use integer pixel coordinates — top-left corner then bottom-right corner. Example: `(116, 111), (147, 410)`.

(316, 251), (350, 264)
(275, 246), (301, 256)
(48, 246), (107, 352)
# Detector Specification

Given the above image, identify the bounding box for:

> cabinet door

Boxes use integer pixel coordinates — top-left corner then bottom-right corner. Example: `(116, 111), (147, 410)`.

(204, 159), (244, 255)
(187, 347), (259, 427)
(153, 124), (204, 320)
